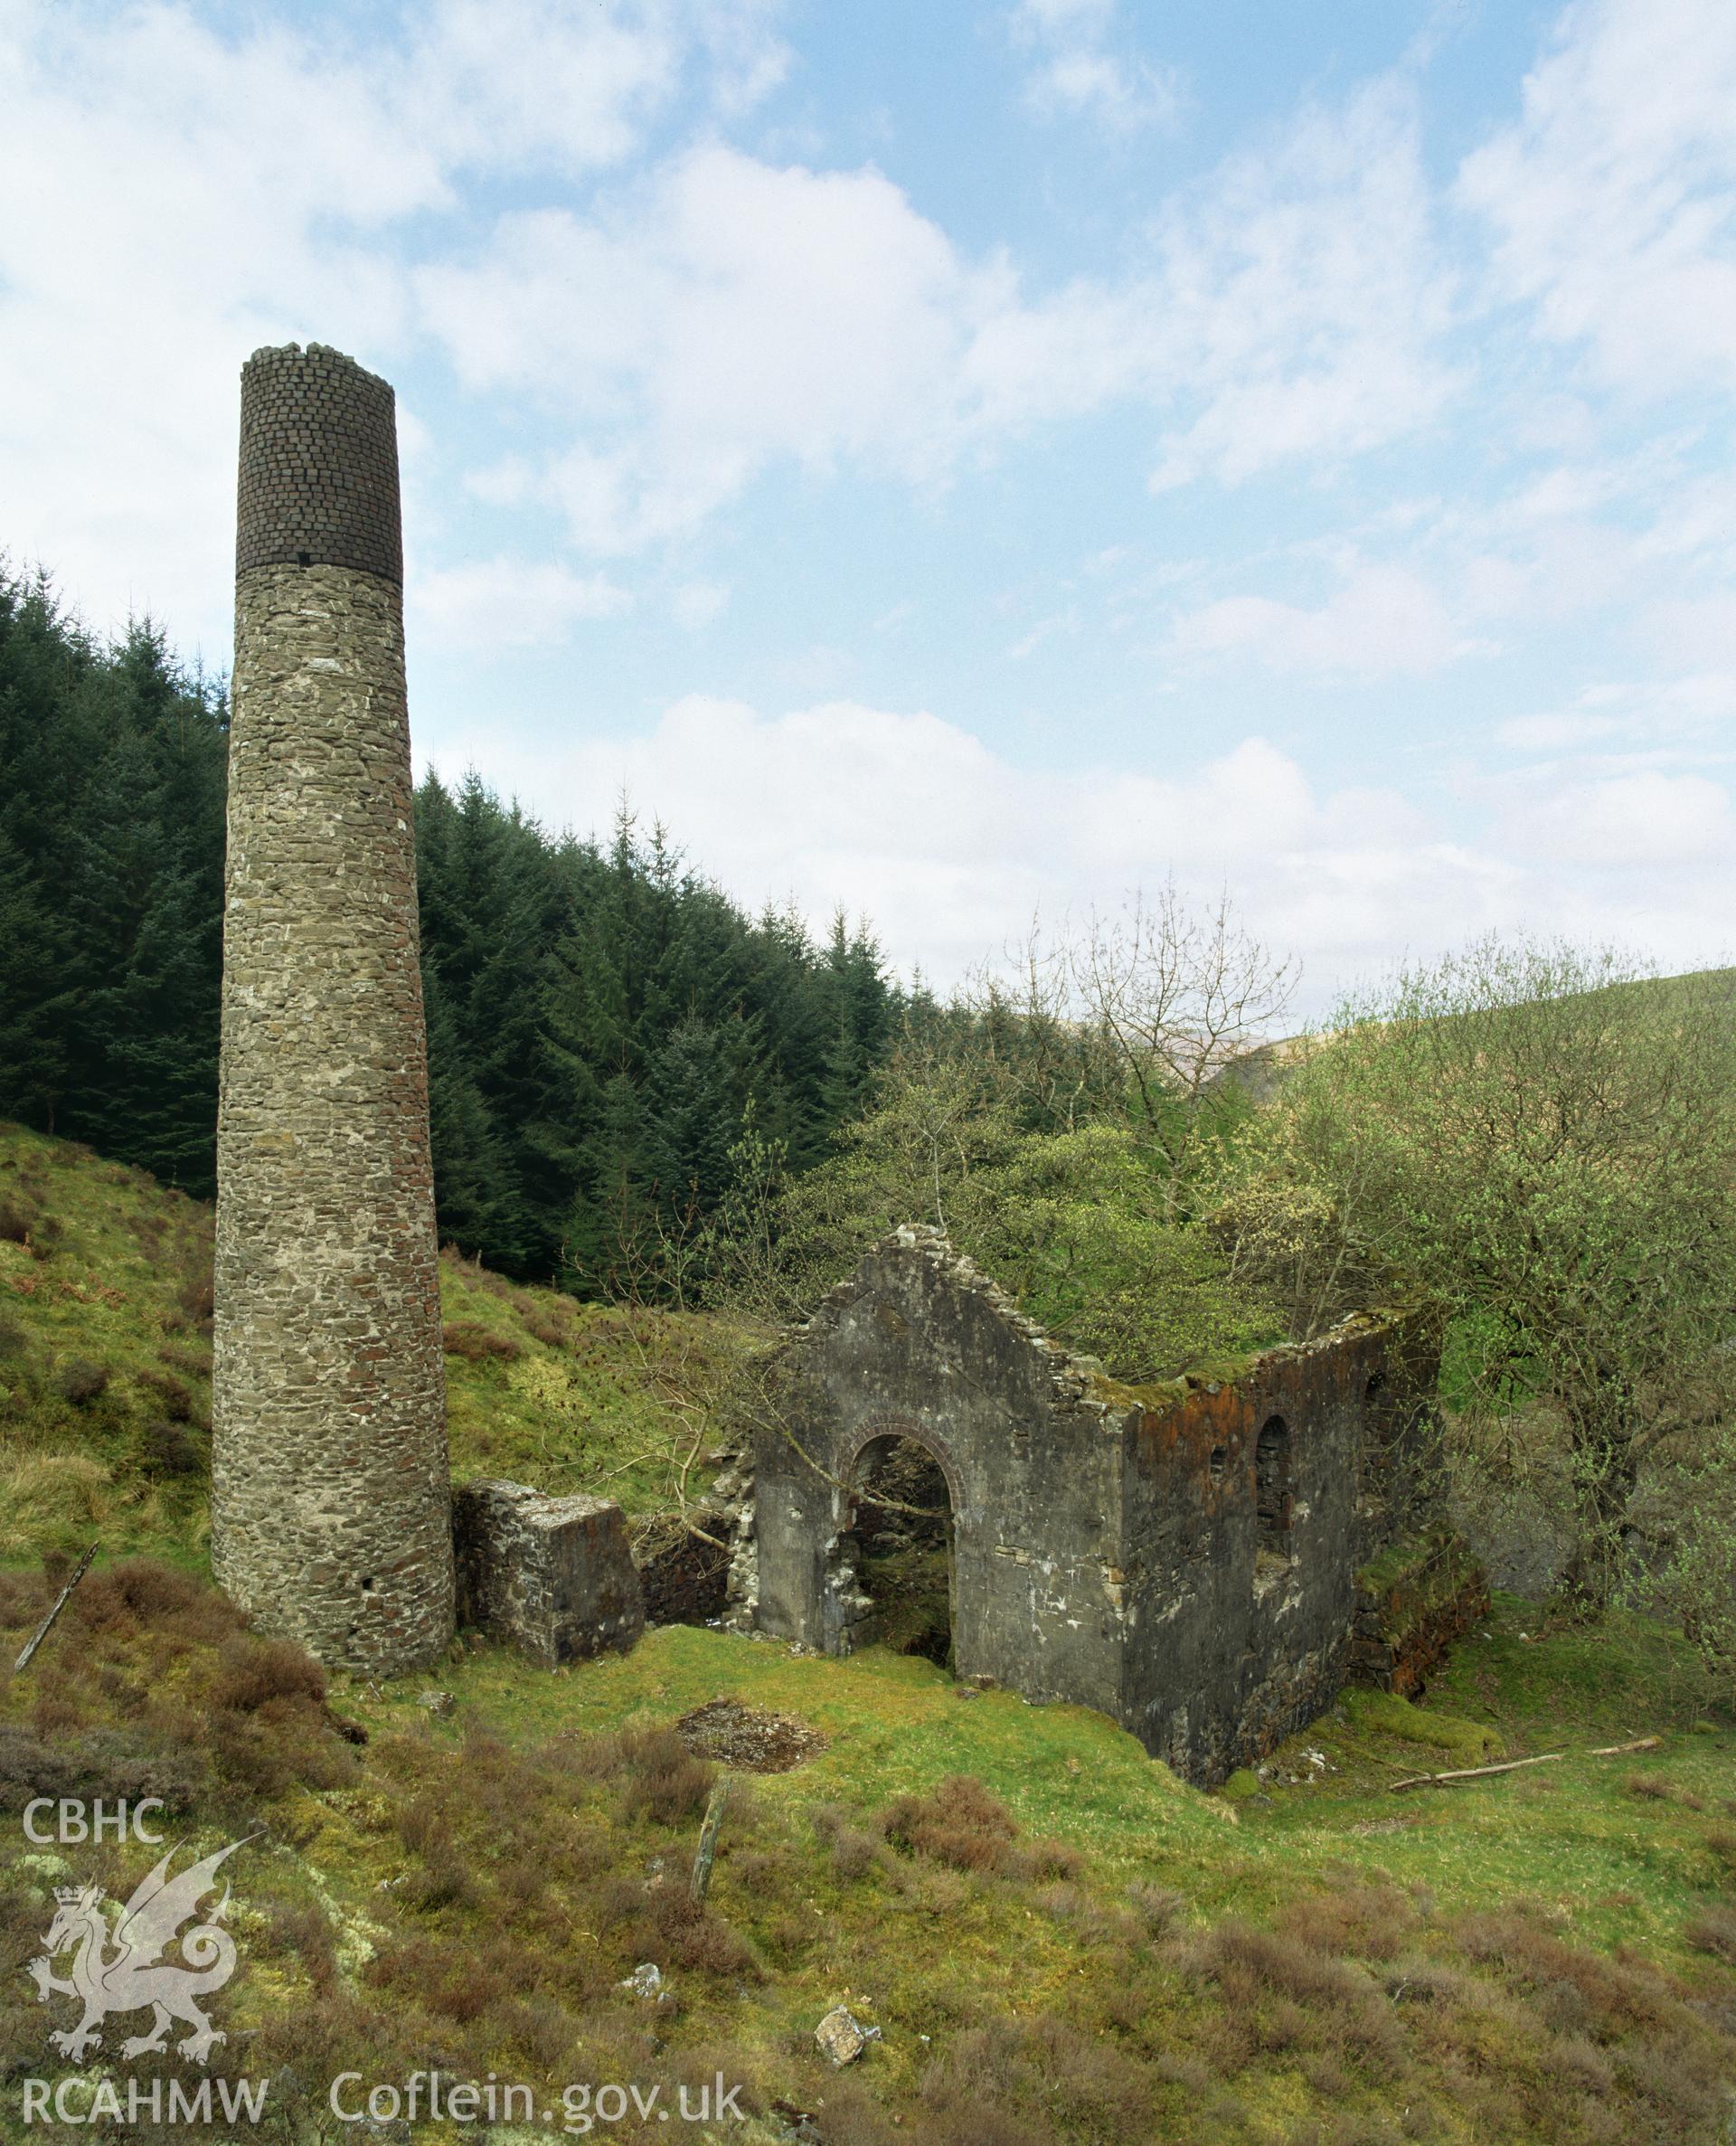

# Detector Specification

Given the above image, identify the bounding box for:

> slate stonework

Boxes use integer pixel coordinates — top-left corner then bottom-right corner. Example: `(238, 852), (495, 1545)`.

(454, 1480), (645, 1665)
(748, 1227), (1481, 1785)
(212, 343), (452, 1678)
(749, 1228), (1134, 1725)
(1348, 1528), (1491, 1697)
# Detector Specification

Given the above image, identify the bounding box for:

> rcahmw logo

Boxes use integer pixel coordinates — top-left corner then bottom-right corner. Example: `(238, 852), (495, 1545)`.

(20, 1816), (269, 2127)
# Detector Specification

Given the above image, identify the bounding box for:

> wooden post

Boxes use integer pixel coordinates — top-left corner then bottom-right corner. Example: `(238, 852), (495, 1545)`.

(689, 1777), (731, 1906)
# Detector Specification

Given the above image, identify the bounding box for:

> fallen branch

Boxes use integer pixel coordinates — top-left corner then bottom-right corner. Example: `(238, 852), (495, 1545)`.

(1390, 1735), (1660, 1792)
(14, 1545), (97, 1672)
(1392, 1753), (1563, 1791)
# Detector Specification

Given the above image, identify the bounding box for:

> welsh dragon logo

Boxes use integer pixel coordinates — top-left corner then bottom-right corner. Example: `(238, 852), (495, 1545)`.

(26, 1836), (251, 2066)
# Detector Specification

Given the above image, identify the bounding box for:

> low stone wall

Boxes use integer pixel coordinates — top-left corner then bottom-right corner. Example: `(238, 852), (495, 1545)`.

(454, 1480), (644, 1667)
(1349, 1527), (1489, 1697)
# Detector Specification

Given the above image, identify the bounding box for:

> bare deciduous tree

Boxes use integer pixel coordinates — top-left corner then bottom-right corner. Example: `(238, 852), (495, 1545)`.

(1071, 884), (1297, 1127)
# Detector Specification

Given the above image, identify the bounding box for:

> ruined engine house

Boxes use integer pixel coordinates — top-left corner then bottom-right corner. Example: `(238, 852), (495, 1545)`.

(746, 1227), (1483, 1785)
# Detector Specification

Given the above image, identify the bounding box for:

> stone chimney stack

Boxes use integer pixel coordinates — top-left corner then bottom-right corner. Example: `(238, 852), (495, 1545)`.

(212, 343), (453, 1676)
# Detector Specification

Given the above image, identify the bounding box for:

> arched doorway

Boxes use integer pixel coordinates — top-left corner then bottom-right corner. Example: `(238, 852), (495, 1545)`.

(1256, 1413), (1294, 1558)
(832, 1433), (956, 1665)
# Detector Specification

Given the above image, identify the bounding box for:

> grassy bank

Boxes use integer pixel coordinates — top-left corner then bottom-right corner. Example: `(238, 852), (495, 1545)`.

(2, 1567), (1732, 2144)
(0, 1121), (741, 1571)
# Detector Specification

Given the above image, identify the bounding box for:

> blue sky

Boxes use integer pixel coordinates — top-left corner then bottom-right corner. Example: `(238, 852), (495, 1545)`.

(4, 0), (1733, 1010)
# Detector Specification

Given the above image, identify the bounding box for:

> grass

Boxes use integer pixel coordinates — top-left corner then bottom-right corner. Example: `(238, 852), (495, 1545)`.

(0, 1120), (744, 1571)
(435, 1249), (747, 1518)
(2, 1569), (1733, 2143)
(1239, 1593), (1735, 1972)
(3, 1123), (1735, 2139)
(374, 1623), (1225, 1871)
(1337, 1689), (1503, 1764)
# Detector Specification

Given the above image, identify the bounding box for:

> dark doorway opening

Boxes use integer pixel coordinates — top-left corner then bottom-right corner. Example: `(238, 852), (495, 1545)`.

(844, 1436), (954, 1665)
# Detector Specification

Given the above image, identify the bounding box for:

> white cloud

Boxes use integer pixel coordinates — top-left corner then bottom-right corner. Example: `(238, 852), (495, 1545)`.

(1170, 564), (1471, 677)
(1496, 674), (1736, 754)
(1495, 713), (1621, 751)
(1455, 516), (1634, 630)
(1008, 608), (1080, 659)
(417, 145), (988, 552)
(425, 698), (1733, 1007)
(1162, 436), (1731, 685)
(0, 0), (1474, 638)
(1008, 0), (1181, 133)
(1013, 0), (1116, 30)
(410, 558), (632, 649)
(962, 81), (1458, 491)
(1458, 0), (1736, 398)
(1641, 593), (1736, 672)
(672, 580), (729, 629)
(1141, 84), (1459, 488)
(464, 457), (539, 508)
(0, 0), (787, 641)
(1507, 770), (1733, 866)
(411, 69), (1462, 553)
(398, 3), (691, 180)
(1634, 468), (1736, 575)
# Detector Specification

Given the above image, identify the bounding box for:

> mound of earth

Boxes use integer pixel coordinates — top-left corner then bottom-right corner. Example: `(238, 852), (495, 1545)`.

(676, 1697), (827, 1773)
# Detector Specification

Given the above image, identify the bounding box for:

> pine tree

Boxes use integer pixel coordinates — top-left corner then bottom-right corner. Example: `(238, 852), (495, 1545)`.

(423, 966), (530, 1262)
(643, 1014), (745, 1222)
(1, 566), (902, 1285)
(816, 910), (892, 1137)
(0, 589), (225, 1187)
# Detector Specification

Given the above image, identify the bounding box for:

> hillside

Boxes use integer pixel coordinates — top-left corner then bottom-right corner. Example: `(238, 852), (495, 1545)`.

(1218, 963), (1736, 1102)
(0, 1120), (740, 1571)
(3, 1125), (1735, 2141)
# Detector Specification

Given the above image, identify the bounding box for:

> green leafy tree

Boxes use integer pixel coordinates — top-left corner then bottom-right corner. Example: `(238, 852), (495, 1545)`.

(708, 1018), (1277, 1379)
(1216, 940), (1736, 1611)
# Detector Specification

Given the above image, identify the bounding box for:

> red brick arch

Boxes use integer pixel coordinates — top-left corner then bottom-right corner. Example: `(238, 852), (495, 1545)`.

(840, 1413), (968, 1523)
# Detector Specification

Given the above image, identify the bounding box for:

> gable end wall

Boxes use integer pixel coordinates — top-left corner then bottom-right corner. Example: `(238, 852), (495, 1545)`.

(752, 1230), (1128, 1716)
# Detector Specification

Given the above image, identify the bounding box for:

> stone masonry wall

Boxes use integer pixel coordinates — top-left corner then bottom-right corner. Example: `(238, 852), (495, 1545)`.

(235, 344), (401, 583)
(455, 1481), (643, 1667)
(212, 344), (452, 1678)
(753, 1231), (1473, 1786)
(631, 1509), (734, 1627)
(751, 1227), (1128, 1718)
(1118, 1310), (1444, 1784)
(1347, 1527), (1489, 1698)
